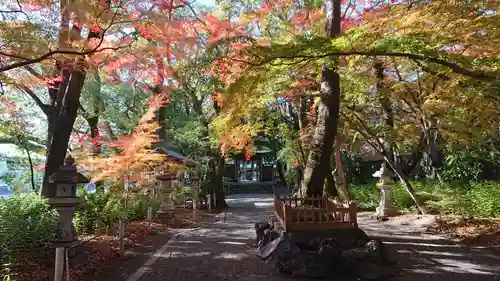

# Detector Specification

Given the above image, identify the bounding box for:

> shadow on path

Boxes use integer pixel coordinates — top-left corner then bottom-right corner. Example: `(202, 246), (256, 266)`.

(359, 213), (500, 281)
(131, 195), (499, 281)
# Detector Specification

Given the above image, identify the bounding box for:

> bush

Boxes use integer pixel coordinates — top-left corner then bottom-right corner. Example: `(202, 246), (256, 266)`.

(126, 194), (161, 221)
(350, 183), (379, 210)
(0, 194), (58, 265)
(74, 188), (161, 233)
(169, 186), (193, 206)
(350, 180), (500, 218)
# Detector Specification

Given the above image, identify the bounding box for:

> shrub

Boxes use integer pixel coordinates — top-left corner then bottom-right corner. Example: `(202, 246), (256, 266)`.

(350, 180), (500, 218)
(350, 183), (379, 210)
(125, 194), (160, 221)
(0, 194), (58, 265)
(74, 188), (161, 233)
(466, 181), (500, 218)
(169, 186), (193, 206)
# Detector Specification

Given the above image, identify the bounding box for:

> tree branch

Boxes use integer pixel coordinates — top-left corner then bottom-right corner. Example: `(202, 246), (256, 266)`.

(0, 45), (129, 73)
(14, 84), (49, 115)
(246, 51), (498, 81)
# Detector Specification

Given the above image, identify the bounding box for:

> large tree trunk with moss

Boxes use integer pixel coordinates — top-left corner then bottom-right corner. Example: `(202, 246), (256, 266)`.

(208, 153), (228, 210)
(334, 136), (350, 200)
(324, 162), (339, 197)
(301, 0), (342, 197)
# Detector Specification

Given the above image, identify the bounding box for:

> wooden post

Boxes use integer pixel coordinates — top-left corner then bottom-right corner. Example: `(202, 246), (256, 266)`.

(119, 219), (125, 256)
(349, 202), (358, 227)
(147, 207), (153, 233)
(65, 248), (70, 281)
(54, 247), (64, 281)
(283, 204), (289, 231)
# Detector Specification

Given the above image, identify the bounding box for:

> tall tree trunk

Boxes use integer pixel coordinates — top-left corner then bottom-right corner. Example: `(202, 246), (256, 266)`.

(295, 166), (303, 194)
(324, 162), (339, 197)
(276, 160), (287, 186)
(301, 0), (342, 197)
(40, 1), (109, 197)
(42, 57), (88, 197)
(208, 153), (228, 210)
(214, 154), (228, 209)
(334, 136), (350, 200)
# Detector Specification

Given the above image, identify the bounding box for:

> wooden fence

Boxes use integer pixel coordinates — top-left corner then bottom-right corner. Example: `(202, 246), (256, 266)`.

(274, 194), (358, 231)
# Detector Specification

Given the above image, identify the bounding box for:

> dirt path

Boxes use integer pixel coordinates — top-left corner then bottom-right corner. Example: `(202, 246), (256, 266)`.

(131, 195), (500, 281)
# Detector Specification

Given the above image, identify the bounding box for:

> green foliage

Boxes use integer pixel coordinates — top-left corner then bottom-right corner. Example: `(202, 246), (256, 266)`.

(351, 180), (500, 218)
(440, 148), (500, 182)
(74, 188), (160, 233)
(169, 186), (194, 205)
(350, 183), (379, 210)
(0, 194), (58, 265)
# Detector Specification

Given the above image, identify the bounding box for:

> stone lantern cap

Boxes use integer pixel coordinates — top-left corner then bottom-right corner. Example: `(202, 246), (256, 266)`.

(372, 169), (383, 178)
(49, 156), (90, 184)
(49, 170), (89, 184)
(372, 163), (392, 178)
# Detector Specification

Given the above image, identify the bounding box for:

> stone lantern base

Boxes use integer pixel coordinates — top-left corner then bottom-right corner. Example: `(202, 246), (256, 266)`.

(374, 186), (398, 219)
(375, 205), (398, 218)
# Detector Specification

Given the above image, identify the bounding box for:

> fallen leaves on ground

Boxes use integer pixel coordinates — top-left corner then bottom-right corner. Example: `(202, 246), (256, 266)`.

(14, 223), (151, 281)
(166, 208), (219, 228)
(12, 209), (217, 281)
(427, 217), (500, 247)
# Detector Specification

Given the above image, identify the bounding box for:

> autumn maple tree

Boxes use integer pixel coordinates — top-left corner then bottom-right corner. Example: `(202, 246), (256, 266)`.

(0, 0), (239, 201)
(205, 0), (499, 212)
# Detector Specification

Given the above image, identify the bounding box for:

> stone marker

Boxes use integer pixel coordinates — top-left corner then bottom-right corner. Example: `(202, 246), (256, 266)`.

(372, 163), (398, 218)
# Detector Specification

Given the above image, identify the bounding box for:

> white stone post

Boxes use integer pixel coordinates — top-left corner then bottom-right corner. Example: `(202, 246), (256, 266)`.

(372, 163), (398, 218)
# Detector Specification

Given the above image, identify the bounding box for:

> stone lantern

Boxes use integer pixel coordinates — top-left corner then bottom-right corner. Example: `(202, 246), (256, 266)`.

(372, 162), (397, 218)
(48, 156), (88, 245)
(155, 172), (177, 223)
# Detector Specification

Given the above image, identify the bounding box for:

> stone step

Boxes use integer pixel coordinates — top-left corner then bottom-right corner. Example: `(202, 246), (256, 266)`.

(228, 183), (275, 194)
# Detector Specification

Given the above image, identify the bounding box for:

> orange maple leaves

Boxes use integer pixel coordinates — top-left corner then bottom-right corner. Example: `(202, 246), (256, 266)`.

(75, 93), (171, 186)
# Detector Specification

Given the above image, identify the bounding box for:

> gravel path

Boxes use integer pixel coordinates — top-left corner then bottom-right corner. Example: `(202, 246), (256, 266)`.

(133, 195), (500, 281)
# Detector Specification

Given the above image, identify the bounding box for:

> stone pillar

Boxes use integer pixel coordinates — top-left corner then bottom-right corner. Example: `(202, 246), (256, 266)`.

(155, 173), (176, 223)
(372, 163), (398, 218)
(190, 176), (200, 210)
(48, 156), (88, 244)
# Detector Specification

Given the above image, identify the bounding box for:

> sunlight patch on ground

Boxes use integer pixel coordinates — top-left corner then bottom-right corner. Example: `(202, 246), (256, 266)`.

(417, 250), (466, 257)
(410, 268), (440, 274)
(212, 252), (249, 260)
(435, 260), (498, 275)
(218, 241), (247, 246)
(384, 241), (461, 248)
(254, 202), (274, 207)
(176, 240), (203, 244)
(169, 251), (213, 258)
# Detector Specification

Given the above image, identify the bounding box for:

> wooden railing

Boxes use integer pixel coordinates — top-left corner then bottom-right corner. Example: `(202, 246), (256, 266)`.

(273, 195), (358, 231)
